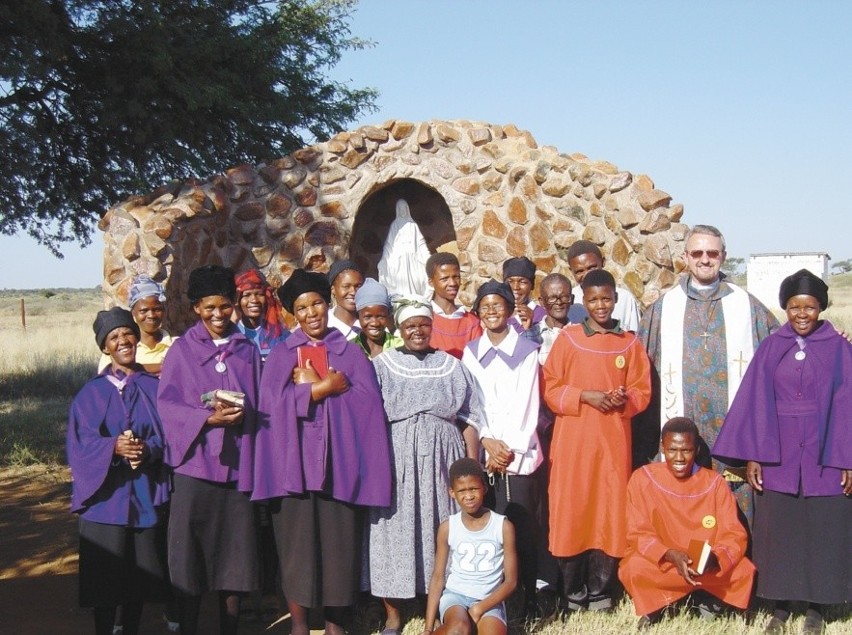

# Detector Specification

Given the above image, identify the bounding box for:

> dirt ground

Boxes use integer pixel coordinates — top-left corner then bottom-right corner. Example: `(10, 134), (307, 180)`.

(0, 465), (300, 634)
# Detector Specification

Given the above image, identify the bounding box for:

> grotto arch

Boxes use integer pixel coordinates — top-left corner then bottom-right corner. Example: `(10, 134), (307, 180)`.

(349, 178), (455, 279)
(99, 119), (688, 332)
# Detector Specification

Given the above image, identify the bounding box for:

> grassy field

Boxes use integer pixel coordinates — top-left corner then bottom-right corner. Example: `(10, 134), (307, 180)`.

(822, 272), (852, 331)
(0, 289), (102, 465)
(0, 282), (849, 633)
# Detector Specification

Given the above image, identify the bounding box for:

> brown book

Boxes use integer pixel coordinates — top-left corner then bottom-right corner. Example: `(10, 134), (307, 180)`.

(297, 344), (329, 379)
(687, 539), (712, 575)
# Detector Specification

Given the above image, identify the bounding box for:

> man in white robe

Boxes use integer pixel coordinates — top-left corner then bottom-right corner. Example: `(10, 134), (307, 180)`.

(636, 225), (778, 520)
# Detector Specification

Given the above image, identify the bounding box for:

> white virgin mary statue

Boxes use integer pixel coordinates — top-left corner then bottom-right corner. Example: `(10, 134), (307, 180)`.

(377, 198), (431, 298)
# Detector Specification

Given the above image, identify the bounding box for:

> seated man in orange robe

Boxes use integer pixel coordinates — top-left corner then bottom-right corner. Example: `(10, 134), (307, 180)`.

(619, 417), (755, 628)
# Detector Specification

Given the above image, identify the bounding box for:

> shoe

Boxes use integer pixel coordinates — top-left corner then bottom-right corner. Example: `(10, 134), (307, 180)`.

(588, 599), (614, 612)
(379, 628), (400, 635)
(163, 612), (180, 633)
(696, 602), (722, 621)
(112, 627), (123, 635)
(691, 590), (723, 621)
(764, 615), (786, 634)
(802, 611), (824, 634)
(636, 615), (652, 631)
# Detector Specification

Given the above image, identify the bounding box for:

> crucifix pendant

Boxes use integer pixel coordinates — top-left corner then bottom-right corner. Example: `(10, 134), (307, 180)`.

(700, 331), (712, 349)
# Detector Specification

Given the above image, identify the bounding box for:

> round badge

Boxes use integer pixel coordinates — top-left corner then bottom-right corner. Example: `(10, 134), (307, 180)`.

(702, 515), (716, 529)
(794, 350), (806, 361)
(215, 361), (227, 374)
(615, 355), (626, 369)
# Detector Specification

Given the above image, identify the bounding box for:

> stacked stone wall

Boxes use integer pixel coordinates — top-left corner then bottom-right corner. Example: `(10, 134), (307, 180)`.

(99, 119), (687, 332)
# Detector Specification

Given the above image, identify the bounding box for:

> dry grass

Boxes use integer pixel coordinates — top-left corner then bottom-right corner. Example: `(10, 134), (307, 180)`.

(0, 289), (102, 465)
(0, 290), (102, 378)
(394, 599), (852, 635)
(823, 272), (852, 332)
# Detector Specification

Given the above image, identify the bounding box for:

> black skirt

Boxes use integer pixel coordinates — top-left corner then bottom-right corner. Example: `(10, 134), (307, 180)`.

(753, 489), (851, 604)
(270, 493), (361, 608)
(78, 519), (168, 607)
(167, 473), (258, 595)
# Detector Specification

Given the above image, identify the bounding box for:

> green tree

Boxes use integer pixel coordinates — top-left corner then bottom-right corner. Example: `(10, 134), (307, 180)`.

(831, 259), (852, 274)
(721, 256), (745, 280)
(0, 0), (376, 254)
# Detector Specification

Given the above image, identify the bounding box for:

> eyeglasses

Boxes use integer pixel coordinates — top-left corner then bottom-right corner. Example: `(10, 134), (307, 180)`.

(542, 294), (572, 305)
(687, 250), (722, 260)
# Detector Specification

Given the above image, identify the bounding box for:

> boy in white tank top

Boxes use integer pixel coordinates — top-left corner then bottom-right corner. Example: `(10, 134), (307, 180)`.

(423, 458), (517, 635)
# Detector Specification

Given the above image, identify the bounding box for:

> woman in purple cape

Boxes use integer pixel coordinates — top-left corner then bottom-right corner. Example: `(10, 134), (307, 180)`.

(251, 268), (391, 635)
(157, 265), (261, 635)
(67, 307), (169, 635)
(713, 269), (851, 635)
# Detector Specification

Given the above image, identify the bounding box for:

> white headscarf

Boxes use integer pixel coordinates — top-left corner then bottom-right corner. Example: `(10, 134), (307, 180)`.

(392, 295), (433, 326)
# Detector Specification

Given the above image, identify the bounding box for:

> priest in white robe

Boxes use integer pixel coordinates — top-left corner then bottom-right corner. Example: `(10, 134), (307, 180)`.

(637, 225), (778, 520)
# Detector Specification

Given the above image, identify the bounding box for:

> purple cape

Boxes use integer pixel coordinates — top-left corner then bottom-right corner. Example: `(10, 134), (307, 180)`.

(249, 327), (392, 506)
(713, 321), (851, 470)
(67, 371), (168, 525)
(157, 321), (260, 487)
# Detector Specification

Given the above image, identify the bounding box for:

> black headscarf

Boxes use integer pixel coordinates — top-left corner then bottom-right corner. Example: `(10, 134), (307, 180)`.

(187, 265), (236, 303)
(472, 279), (516, 315)
(779, 269), (829, 311)
(93, 307), (140, 350)
(502, 256), (536, 281)
(327, 259), (363, 285)
(278, 269), (332, 313)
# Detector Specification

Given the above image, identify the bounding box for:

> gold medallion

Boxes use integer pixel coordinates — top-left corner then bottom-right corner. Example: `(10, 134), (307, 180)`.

(702, 515), (716, 529)
(615, 355), (625, 369)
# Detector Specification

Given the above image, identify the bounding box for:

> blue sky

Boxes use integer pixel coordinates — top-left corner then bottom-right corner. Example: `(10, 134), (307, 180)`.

(2, 0), (850, 289)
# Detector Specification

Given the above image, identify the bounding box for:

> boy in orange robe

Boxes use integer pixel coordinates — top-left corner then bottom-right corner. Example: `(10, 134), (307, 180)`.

(542, 269), (652, 611)
(619, 417), (755, 627)
(426, 252), (482, 359)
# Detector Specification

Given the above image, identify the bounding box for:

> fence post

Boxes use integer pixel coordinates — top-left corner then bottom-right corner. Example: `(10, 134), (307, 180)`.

(20, 298), (26, 331)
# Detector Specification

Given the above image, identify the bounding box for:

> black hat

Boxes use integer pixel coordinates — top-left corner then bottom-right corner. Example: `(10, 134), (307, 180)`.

(188, 265), (236, 303)
(472, 279), (516, 315)
(502, 256), (536, 282)
(327, 259), (363, 285)
(779, 269), (829, 311)
(93, 307), (140, 350)
(278, 269), (332, 313)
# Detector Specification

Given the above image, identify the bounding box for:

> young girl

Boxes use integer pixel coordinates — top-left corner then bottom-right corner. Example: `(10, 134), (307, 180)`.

(462, 279), (546, 617)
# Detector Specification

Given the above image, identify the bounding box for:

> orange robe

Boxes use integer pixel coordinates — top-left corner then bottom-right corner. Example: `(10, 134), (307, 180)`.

(618, 463), (755, 615)
(429, 312), (482, 360)
(542, 324), (651, 558)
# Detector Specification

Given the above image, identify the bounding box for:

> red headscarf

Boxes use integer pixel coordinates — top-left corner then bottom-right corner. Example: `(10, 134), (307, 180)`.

(234, 269), (285, 338)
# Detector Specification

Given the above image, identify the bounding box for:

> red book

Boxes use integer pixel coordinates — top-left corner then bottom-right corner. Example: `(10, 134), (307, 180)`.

(687, 539), (713, 575)
(297, 344), (328, 379)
